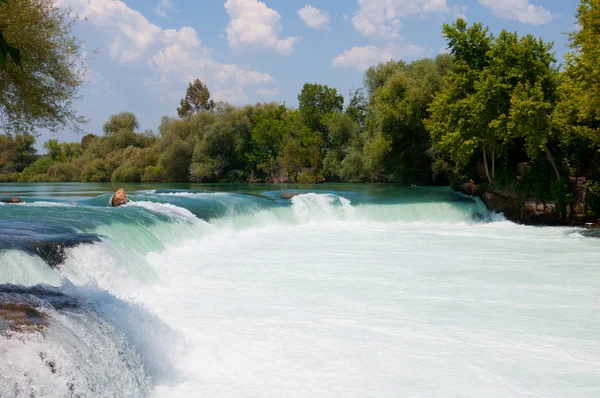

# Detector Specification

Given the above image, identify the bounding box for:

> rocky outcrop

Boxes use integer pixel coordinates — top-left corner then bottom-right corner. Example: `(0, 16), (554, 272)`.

(280, 192), (302, 200)
(1, 197), (23, 204)
(111, 189), (129, 207)
(31, 236), (102, 268)
(457, 182), (590, 226)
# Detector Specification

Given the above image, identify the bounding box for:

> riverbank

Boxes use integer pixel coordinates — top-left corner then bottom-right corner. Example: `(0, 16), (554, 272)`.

(457, 181), (600, 227)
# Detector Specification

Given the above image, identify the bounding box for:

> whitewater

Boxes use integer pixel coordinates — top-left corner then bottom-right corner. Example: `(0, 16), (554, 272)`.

(1, 184), (600, 397)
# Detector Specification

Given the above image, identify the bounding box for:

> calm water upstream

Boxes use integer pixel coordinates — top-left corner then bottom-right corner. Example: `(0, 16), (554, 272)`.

(1, 183), (599, 397)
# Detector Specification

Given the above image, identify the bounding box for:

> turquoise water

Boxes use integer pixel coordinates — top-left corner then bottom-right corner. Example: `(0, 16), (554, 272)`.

(1, 183), (600, 397)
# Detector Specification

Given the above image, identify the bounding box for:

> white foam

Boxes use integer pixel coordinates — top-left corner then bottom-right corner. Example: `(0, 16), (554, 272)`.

(125, 201), (200, 223)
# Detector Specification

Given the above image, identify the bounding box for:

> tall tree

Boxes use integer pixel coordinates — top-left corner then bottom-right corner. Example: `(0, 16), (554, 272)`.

(177, 79), (214, 118)
(0, 0), (87, 134)
(103, 112), (140, 135)
(367, 55), (453, 184)
(557, 0), (600, 144)
(427, 19), (559, 184)
(297, 83), (344, 135)
(0, 0), (21, 68)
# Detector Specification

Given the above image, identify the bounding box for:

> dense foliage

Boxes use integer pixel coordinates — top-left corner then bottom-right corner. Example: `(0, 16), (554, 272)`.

(0, 56), (453, 184)
(0, 0), (86, 134)
(1, 0), (599, 216)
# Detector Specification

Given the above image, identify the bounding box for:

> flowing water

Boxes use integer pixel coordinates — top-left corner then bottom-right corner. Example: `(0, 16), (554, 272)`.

(1, 183), (599, 397)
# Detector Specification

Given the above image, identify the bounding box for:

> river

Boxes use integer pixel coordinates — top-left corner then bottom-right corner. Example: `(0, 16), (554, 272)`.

(1, 183), (599, 397)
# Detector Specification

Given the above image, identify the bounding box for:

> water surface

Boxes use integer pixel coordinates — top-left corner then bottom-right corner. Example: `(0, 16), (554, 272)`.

(1, 183), (599, 397)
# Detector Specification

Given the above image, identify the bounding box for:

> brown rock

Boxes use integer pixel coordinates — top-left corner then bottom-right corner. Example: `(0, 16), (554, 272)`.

(111, 189), (129, 207)
(0, 303), (48, 333)
(280, 192), (302, 200)
(1, 197), (22, 204)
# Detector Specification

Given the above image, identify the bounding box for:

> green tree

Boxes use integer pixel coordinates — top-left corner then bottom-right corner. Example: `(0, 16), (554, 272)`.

(103, 112), (139, 135)
(177, 79), (214, 118)
(0, 132), (36, 174)
(345, 87), (368, 129)
(246, 105), (287, 182)
(44, 139), (62, 161)
(0, 0), (87, 134)
(0, 0), (21, 68)
(297, 83), (344, 135)
(427, 19), (559, 184)
(367, 55), (452, 184)
(364, 60), (406, 96)
(558, 0), (600, 144)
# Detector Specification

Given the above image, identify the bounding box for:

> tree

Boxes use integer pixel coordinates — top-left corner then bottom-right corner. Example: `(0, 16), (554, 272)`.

(366, 55), (453, 184)
(0, 0), (87, 134)
(364, 60), (406, 96)
(44, 139), (62, 161)
(103, 112), (139, 135)
(297, 83), (344, 135)
(177, 79), (214, 118)
(558, 0), (600, 144)
(0, 132), (36, 174)
(427, 19), (559, 184)
(0, 0), (21, 68)
(246, 105), (287, 182)
(345, 87), (368, 129)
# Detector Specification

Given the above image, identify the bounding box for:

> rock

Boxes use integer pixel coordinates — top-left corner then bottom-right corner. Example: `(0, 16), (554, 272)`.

(1, 197), (22, 204)
(280, 192), (302, 200)
(111, 189), (129, 207)
(458, 182), (477, 196)
(32, 236), (102, 268)
(0, 303), (48, 333)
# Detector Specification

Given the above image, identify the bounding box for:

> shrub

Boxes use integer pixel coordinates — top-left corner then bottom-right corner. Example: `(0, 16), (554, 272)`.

(142, 166), (166, 182)
(111, 165), (142, 182)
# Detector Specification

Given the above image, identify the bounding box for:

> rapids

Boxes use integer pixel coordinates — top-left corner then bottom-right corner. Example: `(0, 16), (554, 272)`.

(1, 183), (599, 397)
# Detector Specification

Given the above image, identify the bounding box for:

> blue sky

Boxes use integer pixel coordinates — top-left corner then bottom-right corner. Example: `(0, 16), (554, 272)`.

(46, 0), (581, 146)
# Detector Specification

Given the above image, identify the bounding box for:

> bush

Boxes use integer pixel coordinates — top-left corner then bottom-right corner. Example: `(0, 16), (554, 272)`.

(297, 169), (318, 184)
(46, 162), (80, 182)
(111, 165), (142, 182)
(141, 166), (166, 182)
(158, 139), (193, 181)
(81, 159), (110, 182)
(339, 149), (365, 182)
(18, 157), (53, 182)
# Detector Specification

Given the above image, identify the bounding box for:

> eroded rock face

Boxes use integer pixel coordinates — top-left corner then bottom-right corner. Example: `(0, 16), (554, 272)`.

(1, 197), (23, 204)
(111, 189), (129, 207)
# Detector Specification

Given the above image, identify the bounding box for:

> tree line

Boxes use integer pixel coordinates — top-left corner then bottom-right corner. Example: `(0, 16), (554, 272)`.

(1, 0), (600, 217)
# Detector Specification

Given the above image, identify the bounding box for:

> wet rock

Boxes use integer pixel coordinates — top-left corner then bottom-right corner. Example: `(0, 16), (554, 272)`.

(32, 236), (101, 268)
(0, 303), (48, 333)
(111, 189), (129, 207)
(280, 192), (302, 200)
(1, 197), (22, 204)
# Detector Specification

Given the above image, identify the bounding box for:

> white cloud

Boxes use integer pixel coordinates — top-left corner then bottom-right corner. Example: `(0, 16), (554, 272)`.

(332, 42), (428, 71)
(256, 87), (282, 97)
(297, 5), (330, 30)
(352, 0), (449, 39)
(213, 86), (249, 104)
(216, 64), (274, 86)
(55, 0), (274, 106)
(224, 0), (302, 55)
(478, 0), (555, 25)
(55, 0), (163, 63)
(154, 0), (175, 18)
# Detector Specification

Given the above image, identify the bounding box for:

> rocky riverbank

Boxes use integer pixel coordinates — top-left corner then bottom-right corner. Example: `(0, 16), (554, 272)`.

(457, 181), (599, 227)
